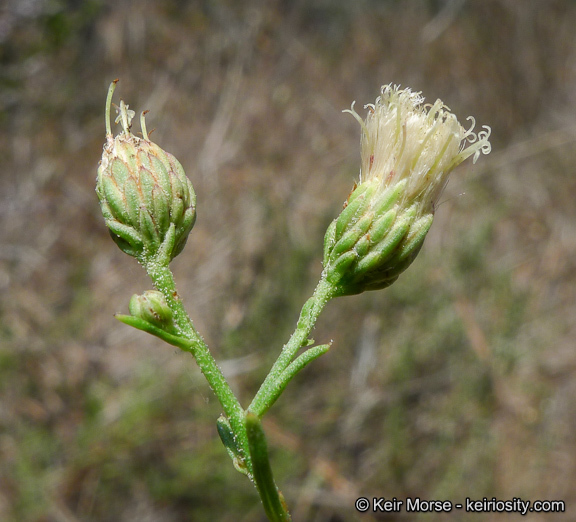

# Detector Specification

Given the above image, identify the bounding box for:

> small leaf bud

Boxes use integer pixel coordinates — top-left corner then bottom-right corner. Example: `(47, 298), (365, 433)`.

(129, 290), (176, 332)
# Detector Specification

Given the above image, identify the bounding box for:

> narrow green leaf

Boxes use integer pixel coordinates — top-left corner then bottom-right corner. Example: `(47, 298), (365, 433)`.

(279, 343), (331, 384)
(295, 297), (315, 333)
(322, 219), (337, 267)
(115, 313), (192, 351)
(217, 415), (250, 477)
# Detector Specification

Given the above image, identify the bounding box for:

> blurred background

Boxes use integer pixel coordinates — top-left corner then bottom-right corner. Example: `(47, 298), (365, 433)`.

(1, 0), (576, 520)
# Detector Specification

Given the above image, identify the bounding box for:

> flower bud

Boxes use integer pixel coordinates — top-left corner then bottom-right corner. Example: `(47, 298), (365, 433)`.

(324, 84), (491, 296)
(129, 290), (176, 332)
(96, 80), (196, 263)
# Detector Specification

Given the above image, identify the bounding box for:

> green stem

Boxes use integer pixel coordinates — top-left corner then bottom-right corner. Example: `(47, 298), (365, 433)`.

(248, 275), (336, 417)
(143, 258), (251, 474)
(246, 412), (291, 521)
(141, 258), (335, 520)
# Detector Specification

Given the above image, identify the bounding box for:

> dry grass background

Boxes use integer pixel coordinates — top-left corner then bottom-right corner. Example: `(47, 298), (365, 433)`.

(1, 0), (576, 520)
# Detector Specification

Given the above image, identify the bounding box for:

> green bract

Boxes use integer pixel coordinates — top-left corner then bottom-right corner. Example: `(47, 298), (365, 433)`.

(323, 177), (434, 295)
(96, 81), (196, 264)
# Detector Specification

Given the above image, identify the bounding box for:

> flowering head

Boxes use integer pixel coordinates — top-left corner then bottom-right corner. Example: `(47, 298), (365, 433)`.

(323, 84), (491, 296)
(96, 80), (196, 265)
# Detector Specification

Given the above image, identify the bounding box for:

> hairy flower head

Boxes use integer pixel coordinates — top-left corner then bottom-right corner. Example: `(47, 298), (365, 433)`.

(323, 84), (491, 296)
(346, 84), (491, 214)
(96, 80), (196, 265)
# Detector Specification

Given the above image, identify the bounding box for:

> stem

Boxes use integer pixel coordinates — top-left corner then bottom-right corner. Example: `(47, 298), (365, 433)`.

(246, 413), (291, 522)
(141, 258), (335, 520)
(248, 275), (336, 417)
(144, 259), (251, 474)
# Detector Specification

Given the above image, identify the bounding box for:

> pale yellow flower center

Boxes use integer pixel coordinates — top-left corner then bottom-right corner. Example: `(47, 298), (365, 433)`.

(345, 84), (491, 213)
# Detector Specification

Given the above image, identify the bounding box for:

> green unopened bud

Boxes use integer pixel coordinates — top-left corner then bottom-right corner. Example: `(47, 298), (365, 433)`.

(129, 290), (176, 332)
(324, 84), (491, 296)
(96, 80), (196, 263)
